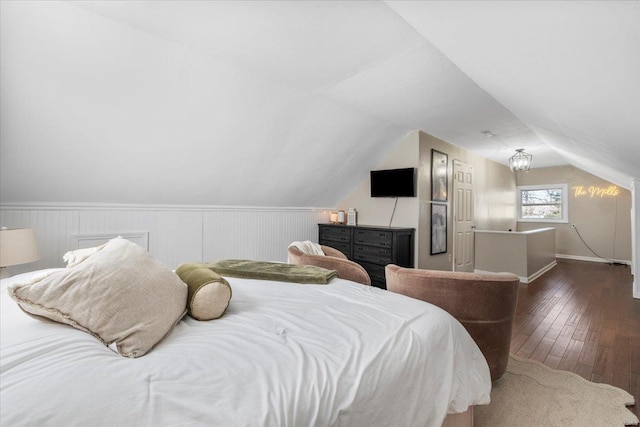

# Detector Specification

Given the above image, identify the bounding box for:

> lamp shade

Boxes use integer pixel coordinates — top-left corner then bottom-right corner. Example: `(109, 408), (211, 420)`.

(0, 228), (40, 267)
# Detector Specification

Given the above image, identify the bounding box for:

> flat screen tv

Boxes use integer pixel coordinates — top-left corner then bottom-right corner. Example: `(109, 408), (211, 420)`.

(370, 167), (416, 198)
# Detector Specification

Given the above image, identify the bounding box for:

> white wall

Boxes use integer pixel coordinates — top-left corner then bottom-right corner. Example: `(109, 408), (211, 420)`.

(338, 130), (420, 264)
(633, 179), (640, 299)
(338, 130), (420, 228)
(417, 132), (517, 271)
(517, 165), (632, 264)
(337, 130), (517, 271)
(0, 204), (329, 275)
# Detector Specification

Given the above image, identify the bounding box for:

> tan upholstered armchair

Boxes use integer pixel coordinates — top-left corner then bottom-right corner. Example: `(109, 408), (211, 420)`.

(385, 264), (519, 381)
(288, 245), (371, 286)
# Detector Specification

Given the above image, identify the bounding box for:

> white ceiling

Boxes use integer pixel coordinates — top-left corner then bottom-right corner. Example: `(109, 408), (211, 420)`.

(1, 1), (638, 206)
(386, 0), (640, 188)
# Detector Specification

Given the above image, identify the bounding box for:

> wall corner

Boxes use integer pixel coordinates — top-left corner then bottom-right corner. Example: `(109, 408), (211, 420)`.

(632, 179), (639, 299)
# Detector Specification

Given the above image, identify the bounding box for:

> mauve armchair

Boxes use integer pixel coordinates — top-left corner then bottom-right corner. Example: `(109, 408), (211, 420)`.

(385, 264), (519, 381)
(288, 245), (371, 286)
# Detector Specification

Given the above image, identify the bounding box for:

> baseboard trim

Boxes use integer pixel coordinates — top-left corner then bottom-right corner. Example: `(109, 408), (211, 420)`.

(475, 260), (557, 284)
(556, 254), (631, 266)
(526, 260), (557, 284)
(474, 268), (527, 283)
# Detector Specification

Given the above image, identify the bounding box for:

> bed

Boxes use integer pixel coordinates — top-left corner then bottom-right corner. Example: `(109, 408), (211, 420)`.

(1, 253), (490, 426)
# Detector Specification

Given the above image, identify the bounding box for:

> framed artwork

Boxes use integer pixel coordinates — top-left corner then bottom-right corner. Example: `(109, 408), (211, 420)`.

(431, 149), (448, 202)
(430, 203), (447, 255)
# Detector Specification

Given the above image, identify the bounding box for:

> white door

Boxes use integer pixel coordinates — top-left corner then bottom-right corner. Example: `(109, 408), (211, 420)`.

(453, 161), (474, 272)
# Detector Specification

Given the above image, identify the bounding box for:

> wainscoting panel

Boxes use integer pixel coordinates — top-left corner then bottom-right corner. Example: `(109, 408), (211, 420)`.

(76, 209), (203, 269)
(203, 208), (329, 263)
(71, 232), (150, 251)
(0, 209), (79, 274)
(1, 204), (330, 274)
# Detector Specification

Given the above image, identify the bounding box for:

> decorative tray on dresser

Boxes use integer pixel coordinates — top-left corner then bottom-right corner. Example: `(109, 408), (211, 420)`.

(318, 223), (414, 289)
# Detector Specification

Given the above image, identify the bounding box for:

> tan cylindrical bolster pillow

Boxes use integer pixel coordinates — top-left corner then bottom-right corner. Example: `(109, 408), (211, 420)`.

(176, 263), (232, 321)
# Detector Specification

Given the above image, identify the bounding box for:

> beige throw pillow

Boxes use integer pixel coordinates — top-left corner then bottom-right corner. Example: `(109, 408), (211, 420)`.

(8, 237), (188, 358)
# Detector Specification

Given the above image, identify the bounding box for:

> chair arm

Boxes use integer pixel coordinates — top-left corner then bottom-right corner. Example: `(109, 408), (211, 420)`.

(385, 264), (519, 381)
(385, 264), (519, 320)
(288, 245), (370, 285)
(288, 246), (370, 286)
(302, 254), (371, 286)
(287, 246), (305, 265)
(320, 245), (348, 259)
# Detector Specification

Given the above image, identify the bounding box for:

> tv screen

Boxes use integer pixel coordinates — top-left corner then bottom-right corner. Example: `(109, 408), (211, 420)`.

(370, 167), (416, 197)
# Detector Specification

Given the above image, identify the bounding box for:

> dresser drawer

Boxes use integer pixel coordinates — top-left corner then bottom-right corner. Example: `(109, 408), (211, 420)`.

(358, 261), (387, 289)
(320, 241), (351, 258)
(320, 226), (351, 243)
(353, 229), (392, 248)
(353, 244), (392, 265)
(318, 224), (414, 287)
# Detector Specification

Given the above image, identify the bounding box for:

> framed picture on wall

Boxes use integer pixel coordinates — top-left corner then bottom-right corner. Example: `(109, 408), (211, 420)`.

(430, 203), (447, 255)
(431, 149), (448, 202)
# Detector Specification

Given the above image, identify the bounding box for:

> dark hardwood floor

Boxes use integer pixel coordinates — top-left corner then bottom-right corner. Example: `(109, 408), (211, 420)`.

(510, 259), (640, 418)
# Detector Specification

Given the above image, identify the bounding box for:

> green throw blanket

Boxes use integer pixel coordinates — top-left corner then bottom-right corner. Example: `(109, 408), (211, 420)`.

(206, 259), (338, 284)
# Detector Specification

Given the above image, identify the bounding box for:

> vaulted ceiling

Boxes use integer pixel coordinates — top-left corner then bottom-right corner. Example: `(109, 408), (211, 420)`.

(1, 1), (638, 206)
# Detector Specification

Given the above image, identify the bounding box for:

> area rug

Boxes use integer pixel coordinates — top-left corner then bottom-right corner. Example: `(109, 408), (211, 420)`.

(475, 354), (639, 426)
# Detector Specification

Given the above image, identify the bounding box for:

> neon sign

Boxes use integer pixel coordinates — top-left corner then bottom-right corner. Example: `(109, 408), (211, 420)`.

(572, 185), (620, 198)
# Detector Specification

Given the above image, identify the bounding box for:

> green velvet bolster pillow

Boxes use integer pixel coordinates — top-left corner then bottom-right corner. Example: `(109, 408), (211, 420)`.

(176, 263), (232, 321)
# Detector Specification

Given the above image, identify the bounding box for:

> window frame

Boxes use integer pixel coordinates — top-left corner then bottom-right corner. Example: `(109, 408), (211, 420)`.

(517, 183), (569, 223)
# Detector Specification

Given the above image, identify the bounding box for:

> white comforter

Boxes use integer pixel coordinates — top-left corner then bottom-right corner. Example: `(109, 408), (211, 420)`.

(1, 269), (490, 427)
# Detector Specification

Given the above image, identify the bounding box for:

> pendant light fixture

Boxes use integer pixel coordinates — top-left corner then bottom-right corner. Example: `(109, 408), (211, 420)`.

(509, 148), (532, 173)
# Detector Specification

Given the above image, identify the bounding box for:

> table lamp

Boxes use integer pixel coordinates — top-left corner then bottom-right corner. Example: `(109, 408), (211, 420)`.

(0, 227), (40, 279)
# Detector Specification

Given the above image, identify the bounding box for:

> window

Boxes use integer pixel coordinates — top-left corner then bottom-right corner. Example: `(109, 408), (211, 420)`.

(517, 184), (568, 223)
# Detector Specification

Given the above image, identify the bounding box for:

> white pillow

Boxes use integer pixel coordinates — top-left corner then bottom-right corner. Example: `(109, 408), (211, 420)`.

(9, 238), (188, 358)
(62, 244), (107, 267)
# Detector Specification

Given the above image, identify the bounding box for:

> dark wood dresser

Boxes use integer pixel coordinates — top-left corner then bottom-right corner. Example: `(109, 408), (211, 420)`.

(318, 224), (414, 289)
